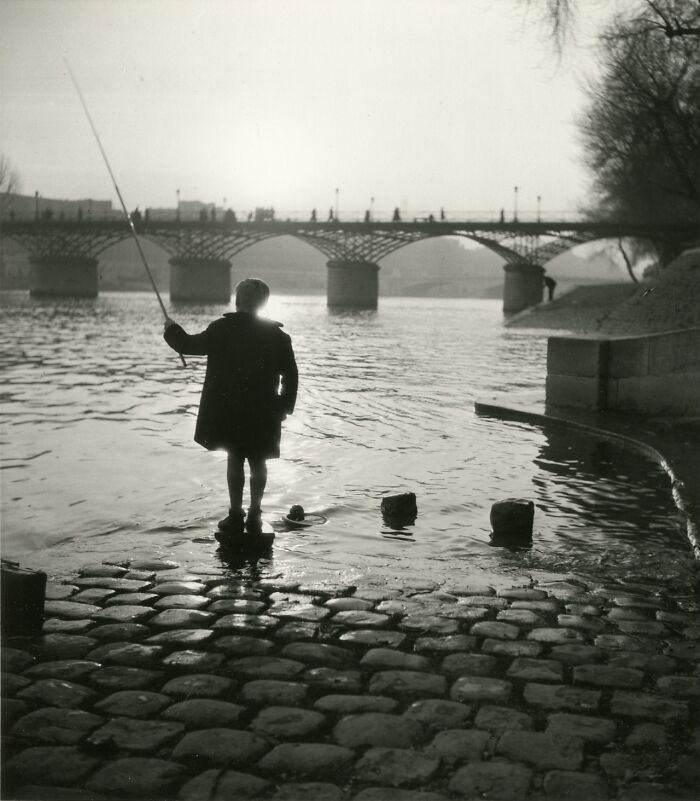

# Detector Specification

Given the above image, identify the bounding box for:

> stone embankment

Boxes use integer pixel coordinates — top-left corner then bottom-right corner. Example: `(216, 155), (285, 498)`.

(2, 559), (700, 801)
(506, 247), (700, 336)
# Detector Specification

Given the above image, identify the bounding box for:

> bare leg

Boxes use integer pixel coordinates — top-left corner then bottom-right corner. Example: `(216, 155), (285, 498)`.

(248, 457), (268, 515)
(227, 452), (245, 512)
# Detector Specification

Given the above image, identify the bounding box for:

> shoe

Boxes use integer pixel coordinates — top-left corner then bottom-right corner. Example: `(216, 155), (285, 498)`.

(245, 509), (263, 536)
(217, 509), (244, 534)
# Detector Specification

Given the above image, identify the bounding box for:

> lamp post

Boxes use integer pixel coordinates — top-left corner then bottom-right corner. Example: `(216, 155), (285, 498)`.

(537, 194), (541, 223)
(335, 187), (339, 222)
(370, 196), (375, 222)
(176, 189), (180, 221)
(513, 186), (519, 223)
(34, 191), (39, 221)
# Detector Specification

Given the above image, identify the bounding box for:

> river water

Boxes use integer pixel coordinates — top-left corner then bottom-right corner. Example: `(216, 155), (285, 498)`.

(1, 291), (696, 594)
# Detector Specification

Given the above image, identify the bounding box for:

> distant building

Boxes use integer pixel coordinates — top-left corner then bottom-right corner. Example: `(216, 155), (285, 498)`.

(0, 192), (116, 221)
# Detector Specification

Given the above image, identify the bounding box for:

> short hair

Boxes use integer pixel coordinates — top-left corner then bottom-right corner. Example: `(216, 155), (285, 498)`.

(235, 278), (270, 310)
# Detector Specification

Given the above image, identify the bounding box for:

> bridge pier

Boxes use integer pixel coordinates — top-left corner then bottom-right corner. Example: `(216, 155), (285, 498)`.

(503, 263), (544, 314)
(169, 257), (231, 303)
(29, 256), (98, 298)
(327, 260), (379, 309)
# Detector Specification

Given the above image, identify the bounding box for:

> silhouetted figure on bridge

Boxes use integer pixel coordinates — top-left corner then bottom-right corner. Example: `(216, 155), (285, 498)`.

(310, 209), (317, 222)
(130, 208), (142, 227)
(163, 278), (298, 543)
(364, 210), (370, 223)
(392, 207), (401, 222)
(224, 209), (237, 225)
(543, 274), (557, 302)
(499, 208), (505, 223)
(428, 213), (434, 223)
(328, 208), (334, 222)
(440, 207), (445, 221)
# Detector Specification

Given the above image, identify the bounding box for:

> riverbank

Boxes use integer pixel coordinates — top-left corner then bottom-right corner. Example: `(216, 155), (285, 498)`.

(3, 556), (700, 801)
(506, 247), (700, 336)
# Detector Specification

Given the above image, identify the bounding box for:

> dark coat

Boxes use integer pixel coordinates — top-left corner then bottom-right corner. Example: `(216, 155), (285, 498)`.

(164, 312), (298, 458)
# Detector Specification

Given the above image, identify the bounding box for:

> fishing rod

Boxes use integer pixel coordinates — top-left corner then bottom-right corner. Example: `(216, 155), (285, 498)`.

(64, 58), (187, 368)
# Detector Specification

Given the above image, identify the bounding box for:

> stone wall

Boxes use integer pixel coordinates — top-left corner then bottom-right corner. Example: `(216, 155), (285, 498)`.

(546, 328), (700, 416)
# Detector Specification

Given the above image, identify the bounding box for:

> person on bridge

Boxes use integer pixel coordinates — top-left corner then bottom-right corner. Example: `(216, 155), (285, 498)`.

(163, 278), (298, 541)
(310, 208), (317, 222)
(392, 207), (401, 222)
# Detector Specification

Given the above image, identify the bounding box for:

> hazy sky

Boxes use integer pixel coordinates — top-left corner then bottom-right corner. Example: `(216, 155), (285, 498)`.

(1, 0), (609, 218)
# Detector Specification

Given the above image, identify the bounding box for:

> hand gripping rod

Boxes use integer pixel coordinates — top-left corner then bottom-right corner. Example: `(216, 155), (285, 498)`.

(64, 58), (186, 367)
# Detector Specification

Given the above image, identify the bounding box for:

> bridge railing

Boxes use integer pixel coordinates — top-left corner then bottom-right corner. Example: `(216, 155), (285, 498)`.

(2, 207), (587, 224)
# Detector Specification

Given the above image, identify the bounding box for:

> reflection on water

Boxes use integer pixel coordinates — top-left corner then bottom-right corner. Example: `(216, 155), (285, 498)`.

(0, 290), (693, 595)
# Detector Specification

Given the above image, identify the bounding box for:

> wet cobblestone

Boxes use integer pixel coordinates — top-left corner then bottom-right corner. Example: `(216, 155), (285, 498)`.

(3, 559), (700, 800)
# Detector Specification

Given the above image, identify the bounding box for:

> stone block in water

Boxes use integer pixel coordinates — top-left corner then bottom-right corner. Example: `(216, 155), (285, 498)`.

(490, 499), (534, 546)
(1, 561), (47, 636)
(381, 492), (418, 527)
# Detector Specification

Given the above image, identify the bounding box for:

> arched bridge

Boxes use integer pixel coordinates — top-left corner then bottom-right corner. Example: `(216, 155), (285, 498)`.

(2, 218), (698, 312)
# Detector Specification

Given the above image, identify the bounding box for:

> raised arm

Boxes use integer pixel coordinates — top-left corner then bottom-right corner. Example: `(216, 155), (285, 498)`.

(163, 318), (211, 356)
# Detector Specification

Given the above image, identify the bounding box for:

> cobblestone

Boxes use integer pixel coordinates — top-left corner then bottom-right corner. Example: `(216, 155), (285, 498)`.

(545, 712), (616, 744)
(413, 634), (475, 653)
(473, 704), (534, 734)
(17, 677), (96, 708)
(7, 745), (102, 786)
(506, 657), (563, 682)
(172, 728), (270, 764)
(403, 698), (473, 729)
(610, 691), (689, 722)
(440, 652), (498, 677)
(523, 683), (601, 712)
(252, 706), (327, 740)
(543, 770), (610, 800)
(314, 694), (398, 714)
(369, 670), (446, 698)
(161, 673), (233, 697)
(497, 730), (584, 770)
(11, 707), (104, 745)
(334, 712), (424, 748)
(258, 743), (354, 778)
(5, 564), (700, 801)
(178, 769), (270, 801)
(448, 762), (532, 800)
(481, 638), (543, 658)
(354, 747), (440, 787)
(573, 664), (644, 688)
(240, 679), (308, 706)
(94, 689), (170, 718)
(23, 659), (101, 682)
(424, 729), (489, 765)
(86, 757), (186, 797)
(88, 716), (184, 753)
(162, 698), (245, 727)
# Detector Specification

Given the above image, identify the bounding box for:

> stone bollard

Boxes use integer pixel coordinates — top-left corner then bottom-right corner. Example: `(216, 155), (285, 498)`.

(381, 492), (418, 528)
(1, 560), (47, 636)
(490, 498), (534, 547)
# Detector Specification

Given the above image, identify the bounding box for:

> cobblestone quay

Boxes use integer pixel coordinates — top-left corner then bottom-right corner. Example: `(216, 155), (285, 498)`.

(2, 559), (699, 800)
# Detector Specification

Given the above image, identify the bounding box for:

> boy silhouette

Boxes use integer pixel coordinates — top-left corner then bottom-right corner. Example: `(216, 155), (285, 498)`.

(164, 278), (298, 540)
